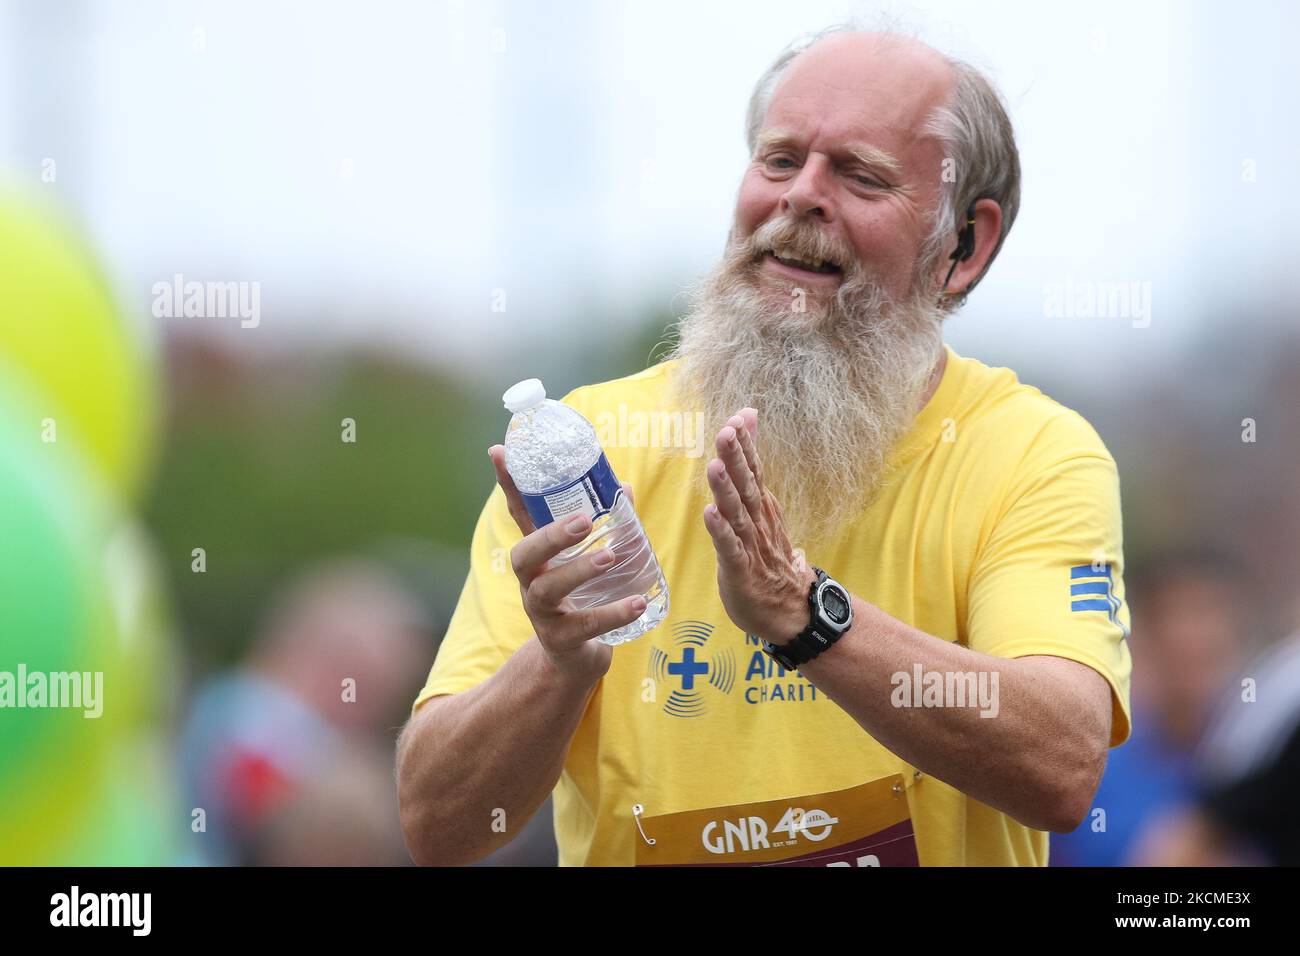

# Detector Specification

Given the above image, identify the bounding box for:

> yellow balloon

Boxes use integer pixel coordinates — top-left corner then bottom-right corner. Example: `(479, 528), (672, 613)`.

(41, 732), (179, 866)
(0, 188), (159, 501)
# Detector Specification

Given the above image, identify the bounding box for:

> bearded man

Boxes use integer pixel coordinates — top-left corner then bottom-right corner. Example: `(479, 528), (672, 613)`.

(398, 26), (1133, 867)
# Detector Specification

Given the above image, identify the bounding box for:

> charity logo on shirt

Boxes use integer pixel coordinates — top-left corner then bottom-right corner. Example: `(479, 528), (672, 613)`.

(645, 619), (824, 717)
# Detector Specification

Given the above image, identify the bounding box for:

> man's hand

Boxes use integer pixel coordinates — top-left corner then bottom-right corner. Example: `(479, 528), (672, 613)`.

(702, 408), (817, 645)
(488, 446), (644, 685)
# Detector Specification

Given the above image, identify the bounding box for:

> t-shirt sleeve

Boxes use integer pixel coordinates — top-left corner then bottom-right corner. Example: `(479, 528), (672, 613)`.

(412, 481), (534, 712)
(966, 411), (1134, 747)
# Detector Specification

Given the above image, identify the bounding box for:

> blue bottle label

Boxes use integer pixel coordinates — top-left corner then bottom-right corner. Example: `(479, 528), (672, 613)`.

(521, 451), (623, 528)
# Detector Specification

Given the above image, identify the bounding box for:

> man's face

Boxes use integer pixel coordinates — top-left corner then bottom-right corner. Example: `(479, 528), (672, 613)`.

(734, 33), (953, 306)
(666, 35), (956, 545)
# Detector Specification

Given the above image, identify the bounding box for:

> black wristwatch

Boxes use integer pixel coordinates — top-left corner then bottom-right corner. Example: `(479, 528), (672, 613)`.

(760, 566), (854, 670)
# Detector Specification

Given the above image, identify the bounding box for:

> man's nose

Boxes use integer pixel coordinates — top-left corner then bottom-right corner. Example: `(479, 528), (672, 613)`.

(780, 157), (835, 221)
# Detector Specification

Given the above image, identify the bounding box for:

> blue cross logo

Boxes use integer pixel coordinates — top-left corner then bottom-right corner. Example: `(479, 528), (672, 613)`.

(648, 621), (737, 718)
(667, 646), (709, 690)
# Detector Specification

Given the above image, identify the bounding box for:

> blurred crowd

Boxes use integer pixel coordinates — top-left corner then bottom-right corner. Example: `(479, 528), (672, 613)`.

(177, 560), (428, 866)
(1052, 551), (1300, 865)
(175, 556), (562, 866)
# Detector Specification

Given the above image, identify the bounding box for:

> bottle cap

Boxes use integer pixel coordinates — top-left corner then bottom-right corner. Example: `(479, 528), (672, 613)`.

(502, 378), (546, 413)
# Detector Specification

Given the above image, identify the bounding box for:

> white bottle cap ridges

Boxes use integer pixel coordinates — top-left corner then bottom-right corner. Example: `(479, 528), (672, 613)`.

(502, 378), (547, 413)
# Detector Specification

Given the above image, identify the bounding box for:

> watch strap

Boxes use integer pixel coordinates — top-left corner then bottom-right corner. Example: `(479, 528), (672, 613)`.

(763, 566), (840, 669)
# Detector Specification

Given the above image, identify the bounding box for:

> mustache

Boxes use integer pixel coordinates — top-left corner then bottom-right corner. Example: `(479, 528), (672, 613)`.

(737, 215), (859, 277)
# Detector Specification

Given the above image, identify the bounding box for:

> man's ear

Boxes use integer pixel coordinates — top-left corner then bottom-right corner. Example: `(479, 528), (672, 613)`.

(944, 198), (1003, 296)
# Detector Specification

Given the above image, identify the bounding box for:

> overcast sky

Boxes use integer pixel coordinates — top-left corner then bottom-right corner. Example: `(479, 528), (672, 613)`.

(1, 0), (1296, 388)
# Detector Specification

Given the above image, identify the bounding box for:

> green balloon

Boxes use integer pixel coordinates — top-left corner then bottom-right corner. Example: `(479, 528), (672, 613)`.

(0, 373), (128, 863)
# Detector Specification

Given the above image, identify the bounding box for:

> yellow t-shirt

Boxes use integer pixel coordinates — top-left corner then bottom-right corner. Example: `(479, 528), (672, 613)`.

(414, 343), (1133, 866)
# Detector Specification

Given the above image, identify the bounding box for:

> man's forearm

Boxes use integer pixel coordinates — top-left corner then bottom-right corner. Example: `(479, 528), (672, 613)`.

(792, 596), (1104, 832)
(397, 636), (600, 865)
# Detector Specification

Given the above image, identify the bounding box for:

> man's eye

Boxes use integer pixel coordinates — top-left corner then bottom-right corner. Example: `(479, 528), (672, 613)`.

(766, 156), (797, 170)
(853, 174), (884, 188)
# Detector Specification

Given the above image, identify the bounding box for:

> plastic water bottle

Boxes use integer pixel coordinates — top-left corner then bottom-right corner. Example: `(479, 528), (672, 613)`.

(501, 378), (669, 646)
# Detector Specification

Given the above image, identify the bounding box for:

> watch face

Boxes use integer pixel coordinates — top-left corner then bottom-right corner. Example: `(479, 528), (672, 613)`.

(822, 585), (850, 625)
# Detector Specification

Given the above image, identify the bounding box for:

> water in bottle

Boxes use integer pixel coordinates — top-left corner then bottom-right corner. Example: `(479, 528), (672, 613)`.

(501, 378), (669, 645)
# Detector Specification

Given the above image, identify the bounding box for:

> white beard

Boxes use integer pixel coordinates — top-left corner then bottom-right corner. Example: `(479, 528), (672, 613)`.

(665, 219), (946, 547)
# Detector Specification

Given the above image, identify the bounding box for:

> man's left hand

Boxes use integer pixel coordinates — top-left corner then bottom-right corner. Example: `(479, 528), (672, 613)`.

(703, 407), (817, 645)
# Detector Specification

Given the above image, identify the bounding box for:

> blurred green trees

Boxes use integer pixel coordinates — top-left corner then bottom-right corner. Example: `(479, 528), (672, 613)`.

(143, 311), (678, 671)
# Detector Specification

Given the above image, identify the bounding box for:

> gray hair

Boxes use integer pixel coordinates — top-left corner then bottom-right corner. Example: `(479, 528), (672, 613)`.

(744, 25), (1021, 311)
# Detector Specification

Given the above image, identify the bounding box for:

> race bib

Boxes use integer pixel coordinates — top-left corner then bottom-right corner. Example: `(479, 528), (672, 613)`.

(634, 774), (919, 866)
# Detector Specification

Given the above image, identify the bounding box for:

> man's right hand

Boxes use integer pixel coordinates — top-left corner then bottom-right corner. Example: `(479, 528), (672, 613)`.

(488, 445), (646, 685)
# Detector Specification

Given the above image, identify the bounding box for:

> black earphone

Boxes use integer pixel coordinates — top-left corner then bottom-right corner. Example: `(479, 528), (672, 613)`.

(940, 201), (978, 294)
